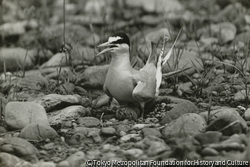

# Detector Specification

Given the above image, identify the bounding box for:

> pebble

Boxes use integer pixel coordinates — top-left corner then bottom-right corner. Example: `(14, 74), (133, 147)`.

(123, 148), (144, 158)
(142, 128), (162, 138)
(132, 124), (148, 130)
(78, 117), (101, 127)
(120, 134), (140, 142)
(58, 151), (85, 167)
(5, 102), (49, 130)
(101, 127), (116, 135)
(201, 147), (220, 156)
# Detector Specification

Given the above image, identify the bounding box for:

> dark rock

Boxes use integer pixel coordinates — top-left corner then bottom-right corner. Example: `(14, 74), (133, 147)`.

(162, 113), (206, 138)
(5, 102), (49, 130)
(19, 123), (58, 140)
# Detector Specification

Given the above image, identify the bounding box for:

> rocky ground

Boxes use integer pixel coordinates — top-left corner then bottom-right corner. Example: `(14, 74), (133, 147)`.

(0, 0), (250, 166)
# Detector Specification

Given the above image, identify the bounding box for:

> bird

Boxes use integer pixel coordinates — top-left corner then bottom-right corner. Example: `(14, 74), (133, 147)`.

(97, 30), (183, 118)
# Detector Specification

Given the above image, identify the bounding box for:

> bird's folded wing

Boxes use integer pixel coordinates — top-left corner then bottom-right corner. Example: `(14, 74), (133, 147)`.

(132, 69), (157, 102)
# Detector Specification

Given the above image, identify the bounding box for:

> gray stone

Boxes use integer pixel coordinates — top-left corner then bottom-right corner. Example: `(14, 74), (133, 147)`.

(47, 105), (91, 125)
(76, 65), (109, 89)
(32, 94), (91, 112)
(101, 127), (116, 135)
(160, 97), (199, 125)
(0, 152), (33, 167)
(244, 108), (250, 121)
(201, 147), (219, 156)
(162, 113), (206, 138)
(5, 102), (49, 130)
(78, 117), (101, 127)
(234, 90), (250, 102)
(19, 123), (58, 140)
(142, 128), (162, 138)
(195, 131), (223, 145)
(200, 107), (247, 135)
(210, 22), (237, 43)
(58, 151), (85, 167)
(73, 127), (100, 135)
(0, 137), (38, 157)
(0, 48), (34, 72)
(135, 135), (170, 157)
(162, 49), (203, 75)
(126, 0), (183, 13)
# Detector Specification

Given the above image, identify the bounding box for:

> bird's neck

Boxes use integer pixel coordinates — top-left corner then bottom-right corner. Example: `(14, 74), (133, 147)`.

(110, 52), (132, 69)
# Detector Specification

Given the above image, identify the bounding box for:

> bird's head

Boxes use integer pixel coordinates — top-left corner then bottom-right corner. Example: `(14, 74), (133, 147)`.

(97, 32), (130, 56)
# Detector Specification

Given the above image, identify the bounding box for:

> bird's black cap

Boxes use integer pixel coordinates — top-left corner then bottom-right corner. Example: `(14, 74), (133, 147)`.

(110, 32), (130, 47)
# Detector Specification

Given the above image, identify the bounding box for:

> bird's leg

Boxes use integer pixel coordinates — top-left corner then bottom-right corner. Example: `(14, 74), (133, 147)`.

(139, 102), (145, 119)
(108, 97), (113, 107)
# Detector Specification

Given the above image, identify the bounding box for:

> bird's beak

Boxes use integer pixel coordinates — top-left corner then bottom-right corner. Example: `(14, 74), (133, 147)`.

(97, 41), (116, 56)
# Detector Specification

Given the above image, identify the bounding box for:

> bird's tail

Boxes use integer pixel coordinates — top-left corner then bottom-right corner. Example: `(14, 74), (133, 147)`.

(161, 28), (182, 66)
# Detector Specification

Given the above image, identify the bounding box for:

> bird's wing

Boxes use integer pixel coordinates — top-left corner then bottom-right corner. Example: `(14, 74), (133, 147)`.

(103, 83), (112, 97)
(132, 64), (157, 102)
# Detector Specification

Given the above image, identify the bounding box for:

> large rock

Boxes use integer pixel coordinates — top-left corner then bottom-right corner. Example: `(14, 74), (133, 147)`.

(19, 123), (58, 140)
(200, 107), (247, 136)
(0, 48), (34, 72)
(0, 137), (39, 158)
(40, 52), (68, 68)
(32, 94), (91, 112)
(38, 24), (88, 53)
(126, 0), (183, 13)
(210, 22), (237, 43)
(48, 105), (91, 125)
(162, 49), (203, 75)
(2, 73), (48, 101)
(162, 113), (206, 138)
(0, 152), (33, 167)
(4, 102), (49, 130)
(0, 20), (38, 37)
(159, 97), (199, 125)
(76, 65), (109, 89)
